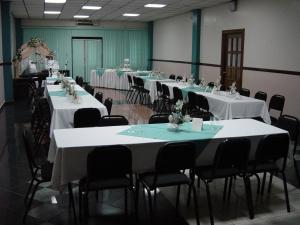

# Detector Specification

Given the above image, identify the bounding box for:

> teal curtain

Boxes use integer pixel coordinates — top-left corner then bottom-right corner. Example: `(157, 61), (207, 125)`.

(22, 27), (149, 79)
(72, 39), (85, 78)
(86, 39), (102, 82)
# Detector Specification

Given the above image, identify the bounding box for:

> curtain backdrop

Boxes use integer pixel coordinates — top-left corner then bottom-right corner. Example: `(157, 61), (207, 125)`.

(22, 27), (149, 77)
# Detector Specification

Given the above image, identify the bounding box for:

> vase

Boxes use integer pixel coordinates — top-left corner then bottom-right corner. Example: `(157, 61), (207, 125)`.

(168, 123), (180, 132)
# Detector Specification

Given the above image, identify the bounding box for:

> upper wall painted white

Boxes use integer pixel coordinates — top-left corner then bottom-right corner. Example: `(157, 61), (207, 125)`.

(153, 12), (193, 62)
(201, 0), (300, 71)
(0, 2), (5, 107)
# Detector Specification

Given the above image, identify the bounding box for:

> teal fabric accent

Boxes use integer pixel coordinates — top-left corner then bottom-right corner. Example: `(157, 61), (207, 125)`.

(1, 1), (13, 102)
(119, 123), (223, 141)
(181, 86), (206, 98)
(138, 72), (150, 76)
(96, 68), (106, 76)
(116, 70), (125, 77)
(23, 27), (149, 79)
(147, 22), (153, 70)
(49, 90), (88, 97)
(191, 9), (201, 82)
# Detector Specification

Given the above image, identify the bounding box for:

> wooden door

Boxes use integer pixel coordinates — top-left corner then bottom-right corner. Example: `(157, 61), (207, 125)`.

(221, 29), (245, 89)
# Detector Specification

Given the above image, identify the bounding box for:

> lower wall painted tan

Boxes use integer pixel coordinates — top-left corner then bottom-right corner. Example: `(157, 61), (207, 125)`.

(200, 65), (300, 118)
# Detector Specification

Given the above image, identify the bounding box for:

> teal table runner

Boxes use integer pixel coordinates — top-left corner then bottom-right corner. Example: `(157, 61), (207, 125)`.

(96, 68), (106, 76)
(48, 90), (88, 97)
(181, 86), (212, 98)
(116, 69), (125, 77)
(118, 123), (223, 141)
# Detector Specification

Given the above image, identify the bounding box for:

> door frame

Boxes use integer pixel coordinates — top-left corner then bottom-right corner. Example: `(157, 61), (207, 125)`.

(71, 36), (103, 78)
(220, 29), (245, 89)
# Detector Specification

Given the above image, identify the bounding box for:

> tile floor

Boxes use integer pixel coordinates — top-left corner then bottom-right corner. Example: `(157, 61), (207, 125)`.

(0, 87), (299, 225)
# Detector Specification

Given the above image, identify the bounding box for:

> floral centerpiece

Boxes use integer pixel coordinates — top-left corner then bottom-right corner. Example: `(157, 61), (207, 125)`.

(214, 76), (222, 91)
(199, 77), (206, 87)
(229, 81), (237, 95)
(168, 100), (191, 131)
(188, 77), (195, 86)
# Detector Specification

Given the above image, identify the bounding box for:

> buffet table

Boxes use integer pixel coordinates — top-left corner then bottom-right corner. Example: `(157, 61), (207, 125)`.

(48, 119), (286, 187)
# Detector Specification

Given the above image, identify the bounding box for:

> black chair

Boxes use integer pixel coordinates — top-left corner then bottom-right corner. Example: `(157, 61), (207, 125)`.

(207, 82), (215, 88)
(78, 77), (84, 87)
(23, 128), (76, 223)
(104, 98), (113, 116)
(99, 115), (129, 126)
(173, 86), (183, 102)
(247, 133), (290, 212)
(176, 75), (183, 81)
(85, 84), (95, 96)
(53, 80), (61, 85)
(277, 115), (300, 185)
(195, 138), (253, 225)
(73, 108), (101, 128)
(188, 91), (198, 113)
(239, 88), (250, 97)
(75, 76), (79, 85)
(254, 91), (267, 101)
(135, 77), (150, 105)
(149, 113), (169, 124)
(126, 75), (134, 101)
(154, 81), (164, 112)
(137, 142), (200, 225)
(160, 84), (172, 113)
(95, 92), (103, 103)
(269, 94), (285, 125)
(169, 74), (176, 80)
(78, 145), (134, 219)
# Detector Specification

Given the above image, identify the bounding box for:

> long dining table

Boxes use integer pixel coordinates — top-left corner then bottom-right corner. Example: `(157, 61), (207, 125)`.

(48, 119), (287, 188)
(45, 84), (108, 137)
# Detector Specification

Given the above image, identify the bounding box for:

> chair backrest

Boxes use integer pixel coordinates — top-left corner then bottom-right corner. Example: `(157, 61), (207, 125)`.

(78, 77), (84, 87)
(136, 77), (145, 88)
(162, 84), (170, 97)
(53, 80), (61, 85)
(169, 74), (176, 80)
(239, 88), (250, 97)
(99, 115), (129, 126)
(254, 91), (267, 101)
(132, 76), (138, 86)
(207, 82), (215, 88)
(149, 114), (170, 124)
(75, 76), (79, 84)
(73, 108), (101, 128)
(155, 142), (196, 174)
(156, 81), (162, 93)
(197, 94), (209, 112)
(87, 145), (132, 180)
(104, 98), (113, 115)
(95, 92), (103, 103)
(85, 84), (95, 96)
(188, 91), (197, 106)
(173, 87), (183, 102)
(127, 75), (132, 85)
(269, 94), (285, 113)
(176, 75), (183, 81)
(255, 133), (289, 171)
(190, 109), (211, 121)
(213, 138), (251, 175)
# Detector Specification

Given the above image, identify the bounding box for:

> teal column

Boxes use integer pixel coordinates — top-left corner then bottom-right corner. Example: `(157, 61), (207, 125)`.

(191, 9), (201, 82)
(1, 1), (13, 102)
(147, 21), (153, 70)
(15, 18), (23, 49)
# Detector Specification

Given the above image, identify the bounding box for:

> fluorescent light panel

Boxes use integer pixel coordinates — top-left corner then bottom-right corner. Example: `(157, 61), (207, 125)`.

(123, 13), (140, 17)
(144, 4), (166, 8)
(74, 15), (89, 18)
(44, 11), (61, 14)
(82, 6), (102, 10)
(45, 0), (66, 3)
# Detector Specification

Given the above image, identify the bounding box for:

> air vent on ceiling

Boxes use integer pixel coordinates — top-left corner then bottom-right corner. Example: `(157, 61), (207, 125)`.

(76, 20), (93, 26)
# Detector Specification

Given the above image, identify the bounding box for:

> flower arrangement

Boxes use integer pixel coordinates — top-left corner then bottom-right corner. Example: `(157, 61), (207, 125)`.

(214, 76), (222, 91)
(188, 77), (195, 86)
(229, 81), (237, 94)
(168, 101), (190, 129)
(27, 37), (44, 48)
(200, 77), (206, 87)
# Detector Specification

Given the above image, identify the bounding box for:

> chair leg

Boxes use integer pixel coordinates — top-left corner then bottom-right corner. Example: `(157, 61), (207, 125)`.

(68, 182), (76, 219)
(254, 173), (261, 195)
(24, 177), (36, 205)
(125, 188), (128, 215)
(197, 176), (200, 188)
(261, 172), (267, 195)
(204, 181), (214, 225)
(281, 172), (291, 212)
(267, 173), (273, 193)
(135, 176), (139, 219)
(175, 185), (181, 211)
(243, 176), (254, 219)
(227, 176), (233, 201)
(79, 186), (82, 221)
(294, 159), (300, 187)
(23, 181), (40, 224)
(223, 177), (228, 202)
(192, 184), (200, 225)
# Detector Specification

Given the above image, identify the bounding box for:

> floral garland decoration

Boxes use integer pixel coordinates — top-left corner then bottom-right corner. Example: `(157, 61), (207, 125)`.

(27, 37), (44, 48)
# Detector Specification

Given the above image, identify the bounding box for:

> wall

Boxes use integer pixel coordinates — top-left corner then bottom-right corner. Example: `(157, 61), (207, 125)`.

(200, 0), (300, 118)
(0, 2), (5, 108)
(153, 12), (193, 76)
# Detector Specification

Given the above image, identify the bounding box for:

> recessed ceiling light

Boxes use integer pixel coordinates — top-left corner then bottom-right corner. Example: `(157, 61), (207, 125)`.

(82, 6), (102, 10)
(144, 4), (166, 8)
(74, 15), (90, 18)
(123, 13), (140, 17)
(45, 0), (66, 3)
(44, 11), (61, 14)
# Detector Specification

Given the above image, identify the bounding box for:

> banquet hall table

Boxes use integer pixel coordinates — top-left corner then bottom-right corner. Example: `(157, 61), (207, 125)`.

(45, 84), (108, 137)
(158, 81), (271, 124)
(48, 119), (286, 187)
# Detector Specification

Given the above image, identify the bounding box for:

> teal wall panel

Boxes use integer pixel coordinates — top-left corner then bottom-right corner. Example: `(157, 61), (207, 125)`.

(147, 22), (153, 70)
(191, 9), (201, 82)
(22, 27), (149, 76)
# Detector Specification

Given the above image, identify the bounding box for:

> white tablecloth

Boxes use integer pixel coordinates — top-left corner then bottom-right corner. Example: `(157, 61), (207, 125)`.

(48, 119), (286, 187)
(90, 69), (130, 90)
(45, 84), (108, 137)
